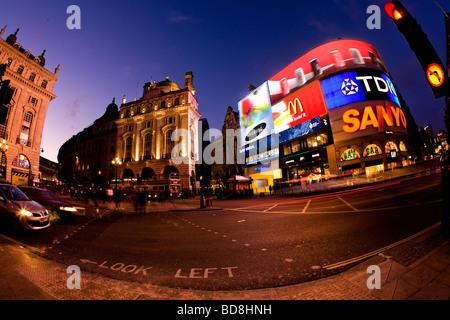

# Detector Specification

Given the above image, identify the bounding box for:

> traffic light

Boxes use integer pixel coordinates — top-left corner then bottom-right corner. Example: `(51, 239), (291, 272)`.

(384, 0), (449, 98)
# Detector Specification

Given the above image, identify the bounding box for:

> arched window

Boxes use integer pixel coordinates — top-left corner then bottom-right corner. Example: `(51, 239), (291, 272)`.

(363, 144), (382, 157)
(12, 154), (30, 169)
(341, 148), (360, 161)
(144, 133), (152, 159)
(385, 141), (398, 153)
(19, 112), (33, 146)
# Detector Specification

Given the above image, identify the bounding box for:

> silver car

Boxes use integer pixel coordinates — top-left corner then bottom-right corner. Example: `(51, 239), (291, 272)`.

(0, 183), (50, 233)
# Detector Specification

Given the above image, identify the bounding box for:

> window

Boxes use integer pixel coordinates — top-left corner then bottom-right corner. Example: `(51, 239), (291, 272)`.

(165, 130), (174, 156)
(291, 140), (300, 153)
(29, 72), (36, 82)
(174, 97), (180, 106)
(165, 116), (175, 125)
(146, 120), (153, 129)
(144, 133), (152, 159)
(12, 154), (30, 169)
(19, 112), (33, 146)
(17, 65), (24, 75)
(125, 137), (132, 161)
(283, 143), (291, 156)
(160, 100), (166, 108)
(136, 106), (141, 114)
(41, 79), (48, 89)
(6, 58), (12, 67)
(28, 96), (38, 107)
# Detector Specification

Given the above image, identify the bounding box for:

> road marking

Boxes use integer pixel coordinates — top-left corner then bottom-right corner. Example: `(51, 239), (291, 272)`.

(322, 222), (441, 270)
(302, 199), (311, 213)
(264, 203), (278, 212)
(336, 195), (358, 212)
(229, 199), (441, 215)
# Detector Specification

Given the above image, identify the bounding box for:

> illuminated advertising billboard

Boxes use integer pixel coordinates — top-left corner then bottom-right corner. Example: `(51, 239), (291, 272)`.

(328, 100), (407, 144)
(267, 39), (387, 105)
(238, 82), (274, 146)
(320, 70), (400, 110)
(271, 81), (327, 133)
(278, 116), (322, 144)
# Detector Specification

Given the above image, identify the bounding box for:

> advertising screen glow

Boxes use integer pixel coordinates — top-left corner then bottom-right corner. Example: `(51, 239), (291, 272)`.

(320, 70), (400, 110)
(238, 82), (274, 145)
(271, 81), (327, 133)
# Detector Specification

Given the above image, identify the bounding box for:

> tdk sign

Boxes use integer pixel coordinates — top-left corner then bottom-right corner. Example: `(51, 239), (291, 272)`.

(321, 70), (400, 110)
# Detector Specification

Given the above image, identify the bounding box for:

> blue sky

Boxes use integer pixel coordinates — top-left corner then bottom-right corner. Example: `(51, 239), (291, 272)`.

(0, 0), (448, 162)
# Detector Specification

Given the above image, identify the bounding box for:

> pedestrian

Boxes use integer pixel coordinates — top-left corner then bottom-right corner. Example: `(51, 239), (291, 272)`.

(113, 189), (122, 209)
(138, 189), (146, 215)
(269, 185), (272, 195)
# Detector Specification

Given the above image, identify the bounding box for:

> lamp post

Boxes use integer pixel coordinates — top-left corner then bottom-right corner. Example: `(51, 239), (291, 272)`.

(111, 157), (122, 190)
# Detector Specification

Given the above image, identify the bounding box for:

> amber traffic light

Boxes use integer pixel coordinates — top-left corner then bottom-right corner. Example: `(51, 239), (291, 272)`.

(384, 0), (448, 98)
(384, 2), (403, 20)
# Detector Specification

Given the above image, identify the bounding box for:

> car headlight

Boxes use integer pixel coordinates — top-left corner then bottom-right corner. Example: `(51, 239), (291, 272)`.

(19, 209), (33, 217)
(59, 206), (77, 212)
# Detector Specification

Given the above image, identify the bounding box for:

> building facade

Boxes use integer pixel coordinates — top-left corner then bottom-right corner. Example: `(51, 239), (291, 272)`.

(210, 106), (245, 184)
(0, 26), (58, 185)
(114, 72), (201, 189)
(57, 99), (119, 186)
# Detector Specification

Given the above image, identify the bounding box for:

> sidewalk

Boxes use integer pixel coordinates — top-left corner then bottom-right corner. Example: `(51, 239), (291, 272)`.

(0, 224), (448, 300)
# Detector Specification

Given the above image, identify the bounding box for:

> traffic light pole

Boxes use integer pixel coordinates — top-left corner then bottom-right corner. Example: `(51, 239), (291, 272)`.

(442, 12), (450, 237)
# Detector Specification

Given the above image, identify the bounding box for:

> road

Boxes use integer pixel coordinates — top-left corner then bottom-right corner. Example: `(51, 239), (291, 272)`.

(0, 172), (443, 291)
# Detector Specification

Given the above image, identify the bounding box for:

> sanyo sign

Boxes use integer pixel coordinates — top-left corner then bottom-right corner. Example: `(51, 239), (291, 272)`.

(342, 104), (407, 133)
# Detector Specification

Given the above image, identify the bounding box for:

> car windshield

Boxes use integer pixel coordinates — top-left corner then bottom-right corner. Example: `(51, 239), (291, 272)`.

(21, 188), (59, 201)
(0, 185), (30, 201)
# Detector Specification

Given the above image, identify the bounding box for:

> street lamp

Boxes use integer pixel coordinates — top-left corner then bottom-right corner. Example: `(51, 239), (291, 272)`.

(111, 157), (122, 190)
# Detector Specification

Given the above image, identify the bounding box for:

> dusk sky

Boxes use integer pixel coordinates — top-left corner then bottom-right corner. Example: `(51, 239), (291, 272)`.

(1, 0), (449, 163)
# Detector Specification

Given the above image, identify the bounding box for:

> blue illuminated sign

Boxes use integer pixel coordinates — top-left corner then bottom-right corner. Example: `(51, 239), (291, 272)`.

(278, 116), (322, 144)
(320, 70), (401, 110)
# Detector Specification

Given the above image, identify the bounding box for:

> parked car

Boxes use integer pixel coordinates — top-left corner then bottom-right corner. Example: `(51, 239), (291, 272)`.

(0, 183), (50, 233)
(19, 186), (78, 222)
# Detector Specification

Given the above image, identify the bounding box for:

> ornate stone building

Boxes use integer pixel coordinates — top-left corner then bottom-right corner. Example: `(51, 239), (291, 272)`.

(0, 26), (58, 185)
(114, 72), (201, 189)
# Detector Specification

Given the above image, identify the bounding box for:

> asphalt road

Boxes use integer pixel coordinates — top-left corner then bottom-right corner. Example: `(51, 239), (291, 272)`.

(1, 173), (443, 291)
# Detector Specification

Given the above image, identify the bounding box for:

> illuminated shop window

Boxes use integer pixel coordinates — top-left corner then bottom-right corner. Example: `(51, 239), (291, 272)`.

(363, 144), (382, 157)
(385, 141), (398, 153)
(341, 148), (360, 161)
(12, 154), (30, 169)
(399, 141), (407, 152)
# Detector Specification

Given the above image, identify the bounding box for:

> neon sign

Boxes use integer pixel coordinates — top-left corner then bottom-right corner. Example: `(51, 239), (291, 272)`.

(271, 81), (327, 133)
(320, 70), (400, 110)
(342, 104), (407, 133)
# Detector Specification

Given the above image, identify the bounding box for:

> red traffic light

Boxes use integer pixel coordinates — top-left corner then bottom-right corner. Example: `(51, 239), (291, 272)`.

(385, 2), (403, 20)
